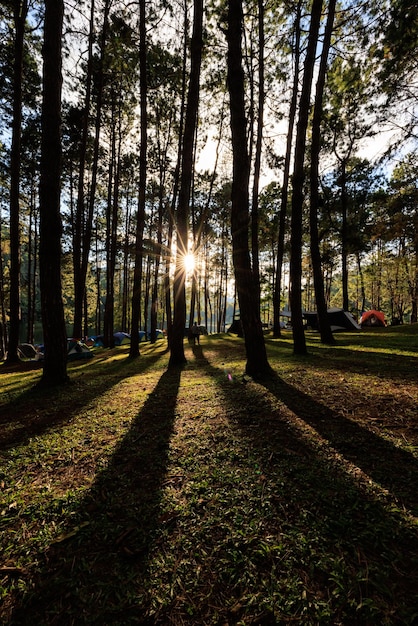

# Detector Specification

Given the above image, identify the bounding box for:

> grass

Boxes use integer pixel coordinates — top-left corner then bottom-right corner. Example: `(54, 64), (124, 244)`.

(1, 326), (418, 625)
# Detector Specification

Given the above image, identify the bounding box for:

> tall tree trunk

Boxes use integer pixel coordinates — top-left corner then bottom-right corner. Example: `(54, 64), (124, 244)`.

(103, 102), (122, 348)
(150, 191), (164, 343)
(340, 158), (349, 311)
(356, 252), (366, 315)
(72, 0), (96, 339)
(26, 178), (36, 344)
(103, 107), (116, 348)
(165, 6), (190, 347)
(290, 0), (323, 356)
(250, 0), (265, 310)
(227, 0), (271, 378)
(130, 0), (147, 357)
(411, 235), (418, 323)
(143, 249), (152, 334)
(39, 0), (68, 385)
(121, 192), (132, 332)
(95, 233), (102, 334)
(272, 0), (301, 338)
(5, 0), (28, 364)
(169, 0), (203, 367)
(309, 0), (336, 345)
(0, 205), (7, 357)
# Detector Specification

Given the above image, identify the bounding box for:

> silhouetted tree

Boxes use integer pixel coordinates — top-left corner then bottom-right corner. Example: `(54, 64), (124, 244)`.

(38, 0), (68, 385)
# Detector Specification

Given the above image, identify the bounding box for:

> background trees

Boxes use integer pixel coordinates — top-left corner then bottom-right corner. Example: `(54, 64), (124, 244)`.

(0, 0), (417, 371)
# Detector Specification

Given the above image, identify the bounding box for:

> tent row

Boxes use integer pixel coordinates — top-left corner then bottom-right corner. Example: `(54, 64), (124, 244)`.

(226, 308), (387, 334)
(90, 329), (165, 347)
(17, 329), (167, 363)
(282, 308), (386, 331)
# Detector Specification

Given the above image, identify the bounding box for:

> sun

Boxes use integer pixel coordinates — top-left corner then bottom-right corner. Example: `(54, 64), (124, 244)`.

(183, 253), (196, 274)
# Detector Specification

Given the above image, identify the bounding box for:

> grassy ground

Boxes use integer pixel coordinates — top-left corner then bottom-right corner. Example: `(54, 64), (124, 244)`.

(1, 326), (418, 625)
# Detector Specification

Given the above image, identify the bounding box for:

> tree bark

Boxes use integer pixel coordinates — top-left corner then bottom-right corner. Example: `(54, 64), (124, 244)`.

(290, 0), (323, 356)
(150, 191), (163, 343)
(227, 0), (271, 378)
(272, 0), (301, 338)
(250, 0), (265, 311)
(0, 205), (7, 357)
(340, 159), (349, 312)
(309, 0), (336, 345)
(103, 100), (121, 348)
(130, 0), (147, 357)
(72, 0), (96, 340)
(38, 0), (68, 385)
(5, 0), (28, 364)
(169, 0), (203, 367)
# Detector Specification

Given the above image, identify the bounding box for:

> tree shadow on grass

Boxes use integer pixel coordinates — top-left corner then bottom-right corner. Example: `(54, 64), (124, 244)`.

(260, 372), (418, 516)
(9, 366), (181, 625)
(0, 348), (167, 450)
(190, 347), (418, 623)
(192, 343), (418, 513)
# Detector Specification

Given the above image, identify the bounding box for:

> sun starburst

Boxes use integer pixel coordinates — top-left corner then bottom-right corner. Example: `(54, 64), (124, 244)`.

(183, 253), (196, 274)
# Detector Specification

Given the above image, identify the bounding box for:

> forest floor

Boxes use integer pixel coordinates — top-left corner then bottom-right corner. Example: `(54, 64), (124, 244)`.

(1, 326), (418, 625)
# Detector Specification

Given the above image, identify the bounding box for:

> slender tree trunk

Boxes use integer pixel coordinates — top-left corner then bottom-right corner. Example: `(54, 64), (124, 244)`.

(103, 103), (122, 348)
(154, 104), (175, 340)
(169, 0), (203, 367)
(73, 0), (96, 339)
(356, 252), (366, 315)
(411, 237), (418, 323)
(26, 179), (36, 344)
(341, 159), (349, 311)
(130, 0), (147, 357)
(103, 105), (116, 348)
(309, 0), (336, 345)
(165, 7), (189, 347)
(6, 0), (28, 364)
(150, 192), (164, 343)
(143, 250), (152, 334)
(227, 0), (271, 378)
(250, 0), (265, 310)
(272, 1), (301, 338)
(0, 204), (7, 357)
(290, 0), (323, 356)
(164, 209), (174, 342)
(122, 192), (132, 331)
(95, 233), (102, 335)
(39, 0), (68, 385)
(103, 102), (122, 348)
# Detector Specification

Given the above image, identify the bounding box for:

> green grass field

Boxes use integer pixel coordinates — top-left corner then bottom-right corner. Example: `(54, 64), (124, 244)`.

(1, 326), (418, 624)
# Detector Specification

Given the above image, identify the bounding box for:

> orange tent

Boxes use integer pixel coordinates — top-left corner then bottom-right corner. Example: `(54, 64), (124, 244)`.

(360, 309), (386, 327)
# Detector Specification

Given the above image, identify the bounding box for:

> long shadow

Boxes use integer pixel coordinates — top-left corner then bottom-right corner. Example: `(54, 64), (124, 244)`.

(264, 337), (418, 384)
(194, 346), (418, 515)
(260, 372), (418, 515)
(192, 341), (418, 517)
(10, 365), (182, 625)
(0, 348), (167, 450)
(188, 345), (418, 622)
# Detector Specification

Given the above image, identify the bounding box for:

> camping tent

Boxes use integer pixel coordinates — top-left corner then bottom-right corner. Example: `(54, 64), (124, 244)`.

(304, 308), (361, 332)
(36, 340), (93, 361)
(360, 310), (386, 327)
(113, 332), (131, 345)
(18, 343), (38, 360)
(67, 340), (93, 360)
(89, 333), (132, 346)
